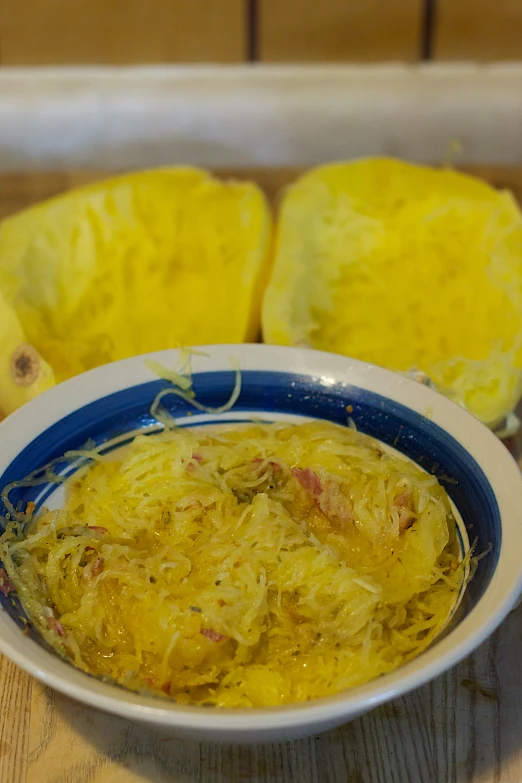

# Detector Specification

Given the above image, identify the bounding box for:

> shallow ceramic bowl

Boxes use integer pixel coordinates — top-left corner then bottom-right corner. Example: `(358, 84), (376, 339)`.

(0, 345), (521, 743)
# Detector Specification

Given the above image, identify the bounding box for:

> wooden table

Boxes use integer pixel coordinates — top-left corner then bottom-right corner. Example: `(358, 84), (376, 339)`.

(1, 167), (522, 783)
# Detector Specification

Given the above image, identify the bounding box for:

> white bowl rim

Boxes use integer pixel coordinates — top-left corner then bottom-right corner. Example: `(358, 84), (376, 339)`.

(0, 343), (521, 733)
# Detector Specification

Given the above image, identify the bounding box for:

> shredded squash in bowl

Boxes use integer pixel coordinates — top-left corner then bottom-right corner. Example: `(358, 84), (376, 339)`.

(0, 420), (465, 708)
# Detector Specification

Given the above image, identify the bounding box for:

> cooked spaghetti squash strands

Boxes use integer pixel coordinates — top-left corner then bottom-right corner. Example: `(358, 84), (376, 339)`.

(0, 421), (464, 707)
(262, 158), (522, 427)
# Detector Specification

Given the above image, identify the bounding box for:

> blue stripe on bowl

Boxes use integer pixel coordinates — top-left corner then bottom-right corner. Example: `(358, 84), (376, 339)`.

(0, 370), (500, 639)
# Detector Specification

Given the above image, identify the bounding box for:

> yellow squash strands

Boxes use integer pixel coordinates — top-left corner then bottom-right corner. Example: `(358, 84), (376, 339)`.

(0, 168), (271, 396)
(1, 421), (463, 707)
(262, 158), (522, 428)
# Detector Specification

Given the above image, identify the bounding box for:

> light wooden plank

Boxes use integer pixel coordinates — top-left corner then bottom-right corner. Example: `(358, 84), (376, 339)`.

(435, 0), (522, 60)
(0, 656), (32, 783)
(26, 682), (201, 783)
(258, 0), (423, 62)
(0, 0), (246, 65)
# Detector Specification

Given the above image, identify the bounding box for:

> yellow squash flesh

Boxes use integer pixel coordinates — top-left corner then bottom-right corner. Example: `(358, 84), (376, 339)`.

(262, 158), (522, 427)
(0, 168), (272, 407)
(0, 291), (55, 416)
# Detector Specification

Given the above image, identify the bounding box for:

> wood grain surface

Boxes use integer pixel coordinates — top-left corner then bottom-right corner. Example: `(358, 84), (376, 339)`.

(258, 0), (423, 62)
(0, 0), (246, 65)
(1, 0), (522, 65)
(1, 166), (522, 783)
(434, 0), (522, 61)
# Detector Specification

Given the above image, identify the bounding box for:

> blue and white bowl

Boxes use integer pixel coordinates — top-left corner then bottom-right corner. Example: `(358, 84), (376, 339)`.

(0, 344), (521, 742)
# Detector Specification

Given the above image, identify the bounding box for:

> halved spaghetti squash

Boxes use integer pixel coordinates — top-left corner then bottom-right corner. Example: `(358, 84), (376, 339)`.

(262, 159), (522, 428)
(0, 168), (271, 406)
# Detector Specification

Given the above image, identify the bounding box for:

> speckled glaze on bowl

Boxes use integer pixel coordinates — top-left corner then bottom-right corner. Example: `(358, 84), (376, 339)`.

(0, 345), (521, 743)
